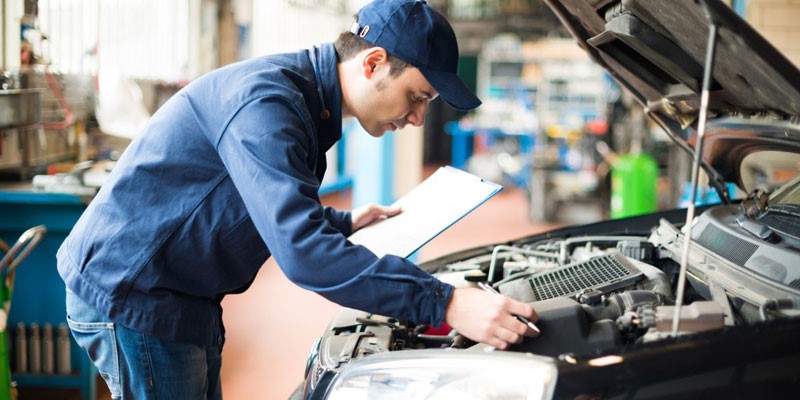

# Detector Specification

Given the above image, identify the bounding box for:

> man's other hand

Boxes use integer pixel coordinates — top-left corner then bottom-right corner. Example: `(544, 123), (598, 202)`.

(351, 204), (402, 232)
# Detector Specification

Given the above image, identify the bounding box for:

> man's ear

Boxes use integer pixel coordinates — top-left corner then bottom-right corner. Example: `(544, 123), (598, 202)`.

(361, 47), (389, 79)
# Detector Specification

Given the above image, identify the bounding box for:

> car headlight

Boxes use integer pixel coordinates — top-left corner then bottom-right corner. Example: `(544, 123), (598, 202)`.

(326, 349), (557, 400)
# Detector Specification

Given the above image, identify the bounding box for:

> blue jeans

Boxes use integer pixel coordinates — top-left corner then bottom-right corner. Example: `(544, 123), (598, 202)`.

(65, 290), (223, 400)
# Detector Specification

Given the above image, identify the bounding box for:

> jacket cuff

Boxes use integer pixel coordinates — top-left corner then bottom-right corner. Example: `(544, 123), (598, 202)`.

(428, 280), (455, 328)
(323, 207), (352, 236)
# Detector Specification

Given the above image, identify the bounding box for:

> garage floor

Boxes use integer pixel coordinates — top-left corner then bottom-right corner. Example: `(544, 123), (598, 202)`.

(23, 166), (579, 400)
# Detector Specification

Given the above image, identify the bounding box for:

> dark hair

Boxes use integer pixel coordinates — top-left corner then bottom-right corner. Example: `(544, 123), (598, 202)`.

(333, 16), (409, 77)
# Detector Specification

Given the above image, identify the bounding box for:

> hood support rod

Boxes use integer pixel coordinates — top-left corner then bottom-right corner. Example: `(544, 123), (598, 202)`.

(672, 0), (720, 336)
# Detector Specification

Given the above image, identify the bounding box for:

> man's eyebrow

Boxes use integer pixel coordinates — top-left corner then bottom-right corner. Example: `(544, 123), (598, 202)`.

(421, 90), (435, 99)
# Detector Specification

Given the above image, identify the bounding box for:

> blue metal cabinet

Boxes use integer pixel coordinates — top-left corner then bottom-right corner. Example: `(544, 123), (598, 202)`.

(0, 190), (96, 400)
(444, 121), (535, 189)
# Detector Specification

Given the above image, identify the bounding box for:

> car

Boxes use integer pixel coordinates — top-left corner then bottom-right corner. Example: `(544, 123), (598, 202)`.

(294, 0), (800, 398)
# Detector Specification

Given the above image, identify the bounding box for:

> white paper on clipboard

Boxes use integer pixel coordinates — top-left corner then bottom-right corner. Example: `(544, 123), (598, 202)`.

(348, 166), (503, 258)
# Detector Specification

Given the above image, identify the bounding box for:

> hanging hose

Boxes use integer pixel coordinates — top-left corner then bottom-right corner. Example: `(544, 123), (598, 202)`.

(0, 225), (48, 276)
(42, 68), (74, 131)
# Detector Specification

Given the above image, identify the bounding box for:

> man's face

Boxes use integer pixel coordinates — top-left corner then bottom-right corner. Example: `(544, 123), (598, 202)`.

(354, 66), (439, 137)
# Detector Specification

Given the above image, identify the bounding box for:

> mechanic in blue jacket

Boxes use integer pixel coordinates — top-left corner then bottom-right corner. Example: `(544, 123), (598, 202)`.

(58, 1), (538, 398)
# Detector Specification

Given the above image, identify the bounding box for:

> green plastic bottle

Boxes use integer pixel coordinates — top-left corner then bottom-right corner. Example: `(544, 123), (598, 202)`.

(610, 152), (659, 219)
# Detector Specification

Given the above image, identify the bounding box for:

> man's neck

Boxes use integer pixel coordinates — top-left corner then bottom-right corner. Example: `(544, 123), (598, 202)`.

(337, 61), (355, 119)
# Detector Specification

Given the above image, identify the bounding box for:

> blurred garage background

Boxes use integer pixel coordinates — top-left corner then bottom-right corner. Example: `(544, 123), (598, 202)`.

(1, 0), (799, 398)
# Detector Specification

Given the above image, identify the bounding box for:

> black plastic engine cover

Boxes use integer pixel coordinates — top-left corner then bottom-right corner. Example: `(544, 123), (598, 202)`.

(508, 297), (622, 357)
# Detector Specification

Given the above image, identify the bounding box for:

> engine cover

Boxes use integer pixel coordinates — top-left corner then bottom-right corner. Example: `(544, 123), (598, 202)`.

(509, 297), (622, 357)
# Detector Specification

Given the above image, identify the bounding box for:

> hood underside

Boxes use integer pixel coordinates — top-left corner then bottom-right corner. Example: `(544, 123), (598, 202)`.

(543, 0), (800, 190)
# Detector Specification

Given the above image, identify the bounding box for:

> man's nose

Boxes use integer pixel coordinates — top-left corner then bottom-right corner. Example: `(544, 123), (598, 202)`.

(406, 100), (428, 127)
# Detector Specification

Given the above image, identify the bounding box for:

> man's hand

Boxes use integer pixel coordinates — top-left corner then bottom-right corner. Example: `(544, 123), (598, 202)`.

(351, 204), (402, 232)
(444, 287), (539, 349)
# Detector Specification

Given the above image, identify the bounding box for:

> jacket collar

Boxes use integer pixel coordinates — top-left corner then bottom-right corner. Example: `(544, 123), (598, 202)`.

(309, 43), (343, 146)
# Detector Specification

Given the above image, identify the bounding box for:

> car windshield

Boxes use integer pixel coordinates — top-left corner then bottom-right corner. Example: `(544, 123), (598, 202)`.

(769, 175), (800, 207)
(740, 151), (800, 195)
(750, 173), (800, 245)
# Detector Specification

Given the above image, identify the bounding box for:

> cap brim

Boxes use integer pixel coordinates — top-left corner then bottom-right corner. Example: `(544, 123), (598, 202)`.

(419, 68), (482, 111)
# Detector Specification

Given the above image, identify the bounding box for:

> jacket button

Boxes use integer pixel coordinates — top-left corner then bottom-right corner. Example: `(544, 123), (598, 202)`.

(434, 288), (443, 298)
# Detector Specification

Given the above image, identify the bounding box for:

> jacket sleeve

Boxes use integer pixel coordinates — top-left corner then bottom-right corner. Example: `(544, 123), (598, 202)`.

(215, 97), (453, 326)
(322, 207), (352, 236)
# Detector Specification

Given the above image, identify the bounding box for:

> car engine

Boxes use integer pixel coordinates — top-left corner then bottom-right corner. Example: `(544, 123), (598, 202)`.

(310, 201), (800, 378)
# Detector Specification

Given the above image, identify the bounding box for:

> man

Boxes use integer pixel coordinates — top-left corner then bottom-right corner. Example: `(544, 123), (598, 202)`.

(59, 0), (538, 398)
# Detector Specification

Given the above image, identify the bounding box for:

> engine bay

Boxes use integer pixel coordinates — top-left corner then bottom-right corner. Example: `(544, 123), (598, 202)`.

(312, 202), (800, 375)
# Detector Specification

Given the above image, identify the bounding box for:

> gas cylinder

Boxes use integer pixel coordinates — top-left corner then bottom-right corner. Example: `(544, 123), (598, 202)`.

(610, 152), (658, 218)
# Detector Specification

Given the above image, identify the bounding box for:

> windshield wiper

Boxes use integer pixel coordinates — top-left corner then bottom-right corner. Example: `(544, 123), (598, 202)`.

(765, 203), (800, 217)
(740, 188), (770, 219)
(736, 215), (779, 242)
(733, 188), (779, 242)
(733, 187), (782, 242)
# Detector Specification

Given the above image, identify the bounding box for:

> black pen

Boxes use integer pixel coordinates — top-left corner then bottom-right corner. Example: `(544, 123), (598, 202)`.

(477, 281), (541, 334)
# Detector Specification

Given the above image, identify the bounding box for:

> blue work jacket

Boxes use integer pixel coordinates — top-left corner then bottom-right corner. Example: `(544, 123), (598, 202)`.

(57, 43), (454, 347)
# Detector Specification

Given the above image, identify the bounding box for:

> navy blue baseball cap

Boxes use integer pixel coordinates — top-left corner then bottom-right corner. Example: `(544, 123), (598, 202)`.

(350, 0), (482, 111)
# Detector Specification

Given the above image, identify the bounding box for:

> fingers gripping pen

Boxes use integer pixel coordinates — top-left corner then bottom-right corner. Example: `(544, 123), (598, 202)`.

(477, 281), (540, 334)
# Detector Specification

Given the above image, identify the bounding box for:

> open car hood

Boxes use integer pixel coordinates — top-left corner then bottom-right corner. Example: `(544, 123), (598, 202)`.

(543, 0), (800, 195)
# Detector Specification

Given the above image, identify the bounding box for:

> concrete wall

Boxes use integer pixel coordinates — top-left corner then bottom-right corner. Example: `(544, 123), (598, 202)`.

(2, 0), (23, 69)
(250, 3), (349, 57)
(747, 0), (800, 67)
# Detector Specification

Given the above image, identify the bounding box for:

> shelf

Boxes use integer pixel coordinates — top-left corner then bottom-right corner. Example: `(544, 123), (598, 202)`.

(13, 373), (84, 388)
